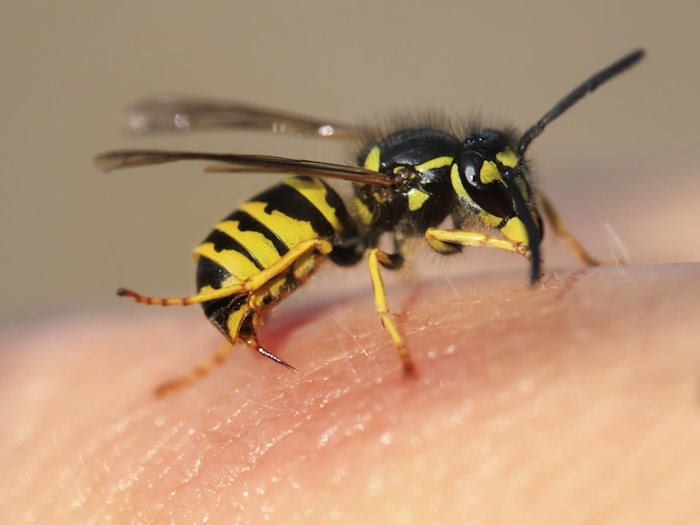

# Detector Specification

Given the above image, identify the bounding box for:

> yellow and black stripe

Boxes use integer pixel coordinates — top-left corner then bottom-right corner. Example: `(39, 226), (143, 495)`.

(194, 175), (359, 340)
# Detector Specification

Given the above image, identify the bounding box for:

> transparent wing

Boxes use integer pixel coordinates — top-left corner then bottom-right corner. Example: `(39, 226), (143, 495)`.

(95, 150), (393, 187)
(125, 94), (367, 140)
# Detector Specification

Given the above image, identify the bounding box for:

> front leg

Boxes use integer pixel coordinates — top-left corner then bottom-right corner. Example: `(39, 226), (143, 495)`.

(425, 228), (532, 259)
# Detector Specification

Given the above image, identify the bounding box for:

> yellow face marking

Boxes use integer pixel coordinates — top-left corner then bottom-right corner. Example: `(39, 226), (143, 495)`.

(407, 188), (430, 211)
(194, 243), (260, 281)
(355, 197), (373, 225)
(496, 148), (520, 168)
(415, 156), (453, 173)
(283, 177), (342, 232)
(215, 220), (282, 268)
(479, 161), (502, 184)
(478, 210), (503, 228)
(500, 216), (529, 246)
(363, 146), (381, 171)
(452, 157), (513, 229)
(241, 201), (316, 248)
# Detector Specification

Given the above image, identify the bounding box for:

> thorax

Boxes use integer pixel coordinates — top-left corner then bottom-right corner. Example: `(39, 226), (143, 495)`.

(354, 128), (461, 236)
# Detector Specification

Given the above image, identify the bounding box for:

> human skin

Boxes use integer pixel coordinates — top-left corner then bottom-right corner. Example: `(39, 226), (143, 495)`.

(2, 160), (700, 524)
(1, 261), (699, 524)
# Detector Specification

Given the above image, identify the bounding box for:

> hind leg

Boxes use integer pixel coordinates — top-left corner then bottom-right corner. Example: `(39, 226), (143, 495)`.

(142, 239), (333, 395)
(153, 297), (250, 397)
(154, 340), (235, 397)
(154, 306), (295, 397)
(118, 238), (334, 307)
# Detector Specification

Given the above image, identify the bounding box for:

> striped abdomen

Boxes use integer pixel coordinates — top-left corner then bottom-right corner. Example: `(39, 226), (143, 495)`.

(194, 176), (358, 342)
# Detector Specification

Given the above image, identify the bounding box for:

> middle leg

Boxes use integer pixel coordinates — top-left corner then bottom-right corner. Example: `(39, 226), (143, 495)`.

(367, 248), (414, 374)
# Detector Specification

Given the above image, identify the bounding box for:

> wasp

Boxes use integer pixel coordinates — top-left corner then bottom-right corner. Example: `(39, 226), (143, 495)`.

(96, 49), (644, 394)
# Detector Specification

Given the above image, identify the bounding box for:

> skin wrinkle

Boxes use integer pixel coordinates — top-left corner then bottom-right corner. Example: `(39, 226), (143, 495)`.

(1, 263), (700, 523)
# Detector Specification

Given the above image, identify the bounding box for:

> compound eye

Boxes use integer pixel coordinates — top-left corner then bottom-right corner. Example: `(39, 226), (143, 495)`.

(457, 152), (514, 218)
(459, 152), (484, 188)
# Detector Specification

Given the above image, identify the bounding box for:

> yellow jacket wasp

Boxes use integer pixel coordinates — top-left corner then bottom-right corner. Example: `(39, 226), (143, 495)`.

(96, 49), (644, 395)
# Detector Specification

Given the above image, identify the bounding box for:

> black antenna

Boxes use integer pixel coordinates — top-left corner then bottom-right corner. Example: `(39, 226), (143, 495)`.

(518, 49), (645, 155)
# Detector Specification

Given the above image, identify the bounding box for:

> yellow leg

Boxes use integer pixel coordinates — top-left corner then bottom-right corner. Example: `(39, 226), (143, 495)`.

(155, 341), (234, 397)
(537, 190), (610, 266)
(425, 228), (531, 259)
(367, 248), (414, 374)
(118, 238), (334, 306)
(117, 283), (247, 306)
(154, 316), (299, 398)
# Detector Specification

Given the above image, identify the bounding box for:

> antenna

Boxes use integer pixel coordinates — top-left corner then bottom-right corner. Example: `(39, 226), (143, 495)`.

(517, 49), (645, 155)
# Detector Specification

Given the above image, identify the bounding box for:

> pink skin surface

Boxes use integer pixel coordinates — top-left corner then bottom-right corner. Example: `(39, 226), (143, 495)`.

(2, 262), (699, 524)
(2, 169), (700, 523)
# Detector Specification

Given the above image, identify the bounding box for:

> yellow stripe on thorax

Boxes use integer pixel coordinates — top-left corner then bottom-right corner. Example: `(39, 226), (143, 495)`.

(416, 156), (453, 172)
(214, 220), (282, 268)
(283, 177), (342, 233)
(407, 188), (430, 211)
(363, 145), (381, 171)
(240, 201), (316, 248)
(406, 157), (453, 212)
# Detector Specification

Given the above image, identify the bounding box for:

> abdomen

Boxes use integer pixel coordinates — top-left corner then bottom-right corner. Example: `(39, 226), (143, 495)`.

(194, 176), (356, 341)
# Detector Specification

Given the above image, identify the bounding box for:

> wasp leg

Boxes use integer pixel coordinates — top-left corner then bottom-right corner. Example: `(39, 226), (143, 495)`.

(425, 228), (531, 259)
(117, 284), (247, 306)
(367, 248), (414, 374)
(151, 240), (332, 395)
(117, 238), (335, 306)
(154, 340), (234, 398)
(153, 312), (298, 398)
(537, 190), (616, 266)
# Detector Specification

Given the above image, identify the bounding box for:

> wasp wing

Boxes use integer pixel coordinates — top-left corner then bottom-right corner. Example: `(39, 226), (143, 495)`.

(95, 150), (392, 187)
(125, 94), (367, 140)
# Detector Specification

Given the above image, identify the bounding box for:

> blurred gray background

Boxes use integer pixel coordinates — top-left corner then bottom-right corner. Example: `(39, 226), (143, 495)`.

(2, 0), (699, 322)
